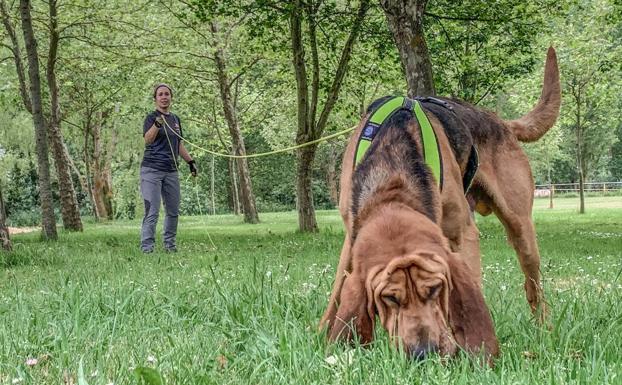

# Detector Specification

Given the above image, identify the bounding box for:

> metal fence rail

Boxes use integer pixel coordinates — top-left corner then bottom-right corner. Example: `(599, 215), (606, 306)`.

(534, 182), (622, 196)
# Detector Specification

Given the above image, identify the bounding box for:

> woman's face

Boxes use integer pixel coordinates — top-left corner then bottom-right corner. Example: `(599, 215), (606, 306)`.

(155, 86), (172, 110)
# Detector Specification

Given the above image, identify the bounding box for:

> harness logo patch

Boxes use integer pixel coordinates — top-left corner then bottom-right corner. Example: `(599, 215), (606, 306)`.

(362, 123), (378, 140)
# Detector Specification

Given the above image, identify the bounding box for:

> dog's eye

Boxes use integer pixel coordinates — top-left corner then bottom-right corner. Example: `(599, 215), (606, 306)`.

(427, 284), (442, 300)
(382, 295), (400, 306)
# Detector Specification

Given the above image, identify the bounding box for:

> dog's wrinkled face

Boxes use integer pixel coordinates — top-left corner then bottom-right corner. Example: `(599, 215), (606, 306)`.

(330, 208), (498, 360)
(365, 254), (457, 359)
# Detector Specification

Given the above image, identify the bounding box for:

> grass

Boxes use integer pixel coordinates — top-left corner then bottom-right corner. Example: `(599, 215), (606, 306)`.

(1, 196), (621, 384)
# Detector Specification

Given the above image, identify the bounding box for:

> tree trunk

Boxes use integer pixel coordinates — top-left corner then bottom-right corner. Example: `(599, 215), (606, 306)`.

(20, 0), (57, 240)
(574, 86), (585, 214)
(0, 0), (32, 113)
(83, 117), (97, 217)
(47, 124), (83, 230)
(547, 167), (553, 209)
(46, 0), (82, 231)
(228, 157), (241, 215)
(211, 21), (259, 224)
(0, 183), (11, 251)
(90, 112), (113, 220)
(290, 0), (370, 232)
(211, 155), (216, 215)
(297, 144), (319, 232)
(578, 161), (585, 214)
(380, 0), (435, 97)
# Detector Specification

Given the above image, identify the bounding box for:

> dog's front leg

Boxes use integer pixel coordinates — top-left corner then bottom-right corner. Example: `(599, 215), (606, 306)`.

(320, 233), (352, 330)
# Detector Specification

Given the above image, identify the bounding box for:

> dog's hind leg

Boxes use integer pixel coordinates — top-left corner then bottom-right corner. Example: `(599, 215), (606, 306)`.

(475, 157), (547, 323)
(498, 212), (546, 323)
(320, 233), (352, 330)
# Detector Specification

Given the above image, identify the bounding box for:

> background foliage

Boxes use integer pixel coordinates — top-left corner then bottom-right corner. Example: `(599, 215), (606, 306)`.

(0, 0), (620, 226)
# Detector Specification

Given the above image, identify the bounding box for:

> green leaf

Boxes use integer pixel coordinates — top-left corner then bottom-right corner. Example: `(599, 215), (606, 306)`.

(134, 367), (165, 385)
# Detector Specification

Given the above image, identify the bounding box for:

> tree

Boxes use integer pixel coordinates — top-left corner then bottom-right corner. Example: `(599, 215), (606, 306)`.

(554, 0), (621, 213)
(610, 122), (622, 179)
(15, 0), (57, 239)
(209, 20), (259, 223)
(1, 0), (82, 232)
(290, 0), (371, 231)
(44, 0), (82, 230)
(379, 0), (435, 96)
(0, 183), (10, 251)
(380, 0), (557, 103)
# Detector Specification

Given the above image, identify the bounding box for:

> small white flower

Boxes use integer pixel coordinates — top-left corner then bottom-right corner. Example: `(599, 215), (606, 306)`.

(147, 355), (157, 364)
(25, 358), (38, 366)
(266, 271), (272, 278)
(12, 378), (23, 385)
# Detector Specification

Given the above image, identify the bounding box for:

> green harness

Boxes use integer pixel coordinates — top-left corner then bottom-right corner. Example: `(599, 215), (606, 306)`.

(354, 96), (443, 189)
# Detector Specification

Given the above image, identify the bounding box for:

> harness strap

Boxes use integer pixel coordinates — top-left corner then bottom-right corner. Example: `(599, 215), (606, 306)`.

(463, 145), (479, 193)
(413, 100), (442, 186)
(354, 96), (443, 190)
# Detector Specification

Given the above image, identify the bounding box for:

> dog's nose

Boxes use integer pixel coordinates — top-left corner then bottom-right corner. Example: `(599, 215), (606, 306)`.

(408, 343), (439, 361)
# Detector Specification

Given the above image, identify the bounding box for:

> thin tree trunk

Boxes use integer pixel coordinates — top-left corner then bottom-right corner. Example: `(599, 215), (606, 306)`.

(91, 112), (112, 220)
(297, 144), (319, 231)
(65, 140), (90, 195)
(0, 0), (31, 113)
(83, 117), (97, 218)
(46, 0), (82, 231)
(290, 0), (370, 232)
(228, 157), (241, 215)
(574, 86), (585, 214)
(20, 0), (57, 240)
(104, 112), (117, 218)
(578, 164), (585, 213)
(548, 167), (553, 209)
(578, 137), (585, 214)
(211, 20), (259, 224)
(0, 183), (11, 251)
(211, 155), (216, 215)
(380, 0), (435, 96)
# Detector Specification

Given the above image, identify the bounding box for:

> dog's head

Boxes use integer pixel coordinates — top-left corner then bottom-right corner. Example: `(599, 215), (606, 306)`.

(329, 207), (498, 360)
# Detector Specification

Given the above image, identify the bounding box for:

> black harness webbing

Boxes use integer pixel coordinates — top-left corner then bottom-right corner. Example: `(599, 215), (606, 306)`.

(354, 96), (479, 195)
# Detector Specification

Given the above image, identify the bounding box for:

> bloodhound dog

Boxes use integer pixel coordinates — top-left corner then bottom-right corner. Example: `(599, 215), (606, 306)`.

(320, 47), (561, 359)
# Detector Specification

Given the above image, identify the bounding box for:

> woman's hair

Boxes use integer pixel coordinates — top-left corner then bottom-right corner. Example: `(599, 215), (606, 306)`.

(153, 83), (173, 98)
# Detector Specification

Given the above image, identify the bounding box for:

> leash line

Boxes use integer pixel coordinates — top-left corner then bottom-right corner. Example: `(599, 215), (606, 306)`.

(161, 114), (180, 171)
(161, 118), (356, 159)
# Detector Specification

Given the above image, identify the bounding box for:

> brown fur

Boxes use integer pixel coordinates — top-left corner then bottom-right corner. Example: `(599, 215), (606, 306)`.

(321, 48), (561, 358)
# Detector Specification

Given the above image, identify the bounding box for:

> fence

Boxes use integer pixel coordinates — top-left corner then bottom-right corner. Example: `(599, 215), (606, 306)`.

(534, 182), (622, 197)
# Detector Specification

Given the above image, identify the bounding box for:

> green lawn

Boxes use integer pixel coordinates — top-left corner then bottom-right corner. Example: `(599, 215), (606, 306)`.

(1, 196), (621, 384)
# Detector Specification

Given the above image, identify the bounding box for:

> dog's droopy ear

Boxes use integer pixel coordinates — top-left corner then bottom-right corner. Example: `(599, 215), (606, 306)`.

(328, 273), (374, 344)
(446, 252), (499, 358)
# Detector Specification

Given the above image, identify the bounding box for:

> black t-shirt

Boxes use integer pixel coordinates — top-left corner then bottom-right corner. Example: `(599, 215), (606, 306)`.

(141, 111), (183, 172)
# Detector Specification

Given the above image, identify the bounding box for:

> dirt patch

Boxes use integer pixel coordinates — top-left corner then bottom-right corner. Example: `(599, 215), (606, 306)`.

(8, 227), (39, 235)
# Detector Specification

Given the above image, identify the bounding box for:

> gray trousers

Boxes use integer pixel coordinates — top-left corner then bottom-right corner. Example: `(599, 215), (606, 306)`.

(140, 166), (180, 251)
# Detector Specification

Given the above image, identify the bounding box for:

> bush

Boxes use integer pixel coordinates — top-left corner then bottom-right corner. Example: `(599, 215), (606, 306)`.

(6, 209), (41, 227)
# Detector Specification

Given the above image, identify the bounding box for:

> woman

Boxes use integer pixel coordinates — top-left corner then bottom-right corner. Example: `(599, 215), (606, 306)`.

(140, 83), (197, 253)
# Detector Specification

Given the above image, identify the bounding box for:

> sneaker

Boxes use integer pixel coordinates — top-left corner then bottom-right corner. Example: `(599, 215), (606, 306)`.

(142, 248), (154, 254)
(165, 247), (177, 253)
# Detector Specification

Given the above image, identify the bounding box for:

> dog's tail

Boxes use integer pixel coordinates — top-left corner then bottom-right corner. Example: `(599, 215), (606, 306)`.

(506, 47), (561, 142)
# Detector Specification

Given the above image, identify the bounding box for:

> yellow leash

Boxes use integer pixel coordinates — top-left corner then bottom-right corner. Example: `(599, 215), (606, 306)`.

(160, 114), (180, 171)
(160, 117), (355, 159)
